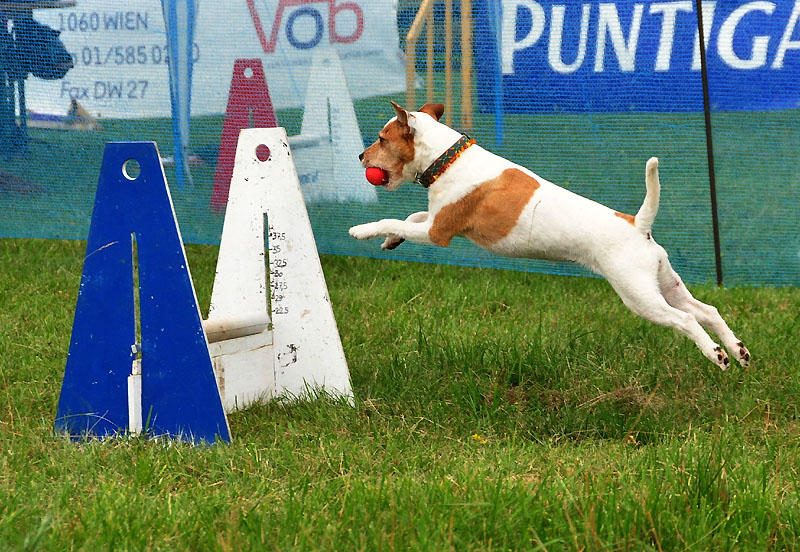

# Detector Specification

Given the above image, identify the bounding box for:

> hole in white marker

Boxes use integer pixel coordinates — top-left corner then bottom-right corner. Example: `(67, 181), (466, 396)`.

(123, 159), (141, 181)
(256, 144), (271, 162)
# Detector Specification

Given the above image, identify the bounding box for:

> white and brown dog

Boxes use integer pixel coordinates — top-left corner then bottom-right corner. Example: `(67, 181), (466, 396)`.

(349, 102), (750, 369)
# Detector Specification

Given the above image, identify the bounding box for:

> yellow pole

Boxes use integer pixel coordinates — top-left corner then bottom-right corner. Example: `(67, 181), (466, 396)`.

(406, 35), (417, 109)
(406, 0), (435, 109)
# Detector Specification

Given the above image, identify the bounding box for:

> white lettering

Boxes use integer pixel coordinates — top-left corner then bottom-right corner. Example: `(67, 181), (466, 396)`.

(718, 2), (775, 69)
(548, 4), (591, 73)
(501, 0), (546, 74)
(497, 0), (796, 76)
(773, 0), (800, 68)
(650, 1), (693, 71)
(594, 3), (644, 72)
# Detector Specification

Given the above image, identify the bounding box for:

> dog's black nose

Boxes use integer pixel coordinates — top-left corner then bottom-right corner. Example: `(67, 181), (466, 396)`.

(358, 152), (364, 161)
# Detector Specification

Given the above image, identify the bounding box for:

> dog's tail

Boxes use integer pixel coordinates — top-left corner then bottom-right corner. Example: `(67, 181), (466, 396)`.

(635, 157), (660, 235)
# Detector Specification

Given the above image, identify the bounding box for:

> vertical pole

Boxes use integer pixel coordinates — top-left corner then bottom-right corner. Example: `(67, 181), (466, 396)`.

(487, 0), (504, 147)
(426, 8), (435, 105)
(444, 0), (453, 126)
(694, 0), (724, 286)
(406, 0), (435, 109)
(406, 34), (417, 108)
(460, 0), (473, 130)
(17, 79), (26, 136)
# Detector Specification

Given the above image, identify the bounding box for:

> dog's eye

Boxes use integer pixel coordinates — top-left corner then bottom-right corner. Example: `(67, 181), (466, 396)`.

(379, 137), (386, 145)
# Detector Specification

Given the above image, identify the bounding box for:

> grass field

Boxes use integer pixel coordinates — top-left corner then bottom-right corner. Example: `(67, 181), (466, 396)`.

(1, 237), (799, 550)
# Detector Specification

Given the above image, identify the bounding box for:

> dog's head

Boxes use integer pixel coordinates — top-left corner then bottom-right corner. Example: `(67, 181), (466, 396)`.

(359, 101), (445, 190)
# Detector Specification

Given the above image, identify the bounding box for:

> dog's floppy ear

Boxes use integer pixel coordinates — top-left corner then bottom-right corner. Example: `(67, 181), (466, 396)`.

(419, 103), (445, 121)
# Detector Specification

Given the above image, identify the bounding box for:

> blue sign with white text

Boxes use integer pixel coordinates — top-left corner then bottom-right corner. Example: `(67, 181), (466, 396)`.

(474, 0), (800, 112)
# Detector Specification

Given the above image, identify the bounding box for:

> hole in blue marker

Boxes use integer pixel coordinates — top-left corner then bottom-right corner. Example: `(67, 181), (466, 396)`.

(123, 159), (141, 181)
(256, 144), (270, 162)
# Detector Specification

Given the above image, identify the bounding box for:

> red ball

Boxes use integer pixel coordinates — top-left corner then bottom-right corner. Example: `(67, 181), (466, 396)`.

(365, 166), (388, 186)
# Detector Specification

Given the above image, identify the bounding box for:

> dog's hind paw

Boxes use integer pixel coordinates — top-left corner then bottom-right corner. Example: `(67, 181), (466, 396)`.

(734, 341), (751, 367)
(711, 345), (730, 370)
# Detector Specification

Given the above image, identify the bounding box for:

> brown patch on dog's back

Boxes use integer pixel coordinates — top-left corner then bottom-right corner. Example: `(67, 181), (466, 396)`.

(429, 168), (539, 247)
(615, 211), (636, 225)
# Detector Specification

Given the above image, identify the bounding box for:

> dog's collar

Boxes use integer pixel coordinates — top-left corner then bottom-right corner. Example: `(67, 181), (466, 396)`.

(415, 134), (475, 189)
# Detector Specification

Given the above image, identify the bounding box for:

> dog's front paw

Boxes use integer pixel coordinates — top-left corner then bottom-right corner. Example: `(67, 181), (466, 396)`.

(349, 222), (381, 241)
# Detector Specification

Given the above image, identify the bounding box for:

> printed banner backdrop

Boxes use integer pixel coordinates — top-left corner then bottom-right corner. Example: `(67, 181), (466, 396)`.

(475, 0), (800, 112)
(0, 0), (797, 287)
(25, 0), (405, 117)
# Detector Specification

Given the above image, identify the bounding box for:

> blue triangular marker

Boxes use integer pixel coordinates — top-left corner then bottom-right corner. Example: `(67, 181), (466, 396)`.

(55, 142), (231, 443)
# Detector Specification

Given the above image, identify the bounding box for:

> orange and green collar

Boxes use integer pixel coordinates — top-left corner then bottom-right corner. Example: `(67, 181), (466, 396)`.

(415, 135), (475, 188)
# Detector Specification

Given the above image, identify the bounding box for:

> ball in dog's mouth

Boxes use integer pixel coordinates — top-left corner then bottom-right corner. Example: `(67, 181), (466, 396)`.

(365, 167), (389, 186)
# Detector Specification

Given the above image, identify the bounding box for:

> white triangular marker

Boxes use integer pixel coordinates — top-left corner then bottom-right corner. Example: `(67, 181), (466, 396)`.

(293, 48), (377, 203)
(205, 127), (352, 409)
